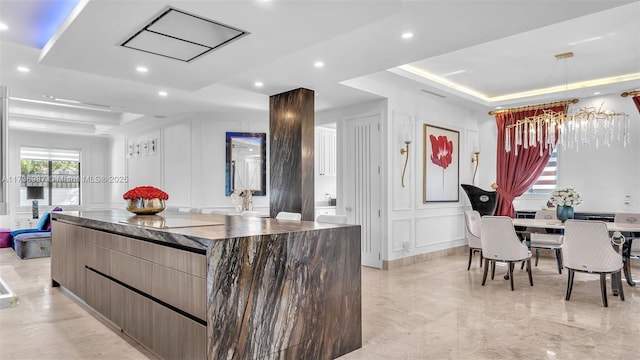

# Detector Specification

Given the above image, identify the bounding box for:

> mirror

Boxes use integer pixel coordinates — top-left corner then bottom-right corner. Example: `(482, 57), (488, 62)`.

(226, 132), (267, 196)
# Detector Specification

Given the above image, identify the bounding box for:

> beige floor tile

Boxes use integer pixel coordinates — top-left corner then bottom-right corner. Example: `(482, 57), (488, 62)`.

(1, 248), (639, 359)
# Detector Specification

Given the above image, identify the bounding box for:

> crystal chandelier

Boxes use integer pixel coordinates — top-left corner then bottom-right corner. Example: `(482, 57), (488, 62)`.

(504, 52), (630, 155)
(504, 104), (630, 155)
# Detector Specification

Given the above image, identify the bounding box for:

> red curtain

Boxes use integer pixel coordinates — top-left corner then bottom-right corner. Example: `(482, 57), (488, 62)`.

(633, 95), (640, 113)
(494, 105), (566, 217)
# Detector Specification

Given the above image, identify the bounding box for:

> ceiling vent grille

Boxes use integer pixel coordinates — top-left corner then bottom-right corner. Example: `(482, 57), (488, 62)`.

(420, 89), (446, 98)
(121, 7), (249, 62)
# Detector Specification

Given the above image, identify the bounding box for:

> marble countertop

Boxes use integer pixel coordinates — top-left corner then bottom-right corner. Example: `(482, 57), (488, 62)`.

(52, 210), (353, 252)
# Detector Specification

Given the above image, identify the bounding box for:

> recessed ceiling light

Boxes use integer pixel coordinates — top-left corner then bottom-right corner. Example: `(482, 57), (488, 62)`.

(42, 95), (54, 99)
(254, 81), (264, 88)
(17, 66), (30, 73)
(158, 91), (168, 97)
(593, 91), (601, 95)
(0, 22), (8, 31)
(136, 66), (149, 73)
(314, 61), (324, 68)
(495, 106), (503, 109)
(401, 32), (413, 39)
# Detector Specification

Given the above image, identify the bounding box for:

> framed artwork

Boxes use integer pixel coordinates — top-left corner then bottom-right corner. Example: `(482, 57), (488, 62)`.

(423, 124), (459, 203)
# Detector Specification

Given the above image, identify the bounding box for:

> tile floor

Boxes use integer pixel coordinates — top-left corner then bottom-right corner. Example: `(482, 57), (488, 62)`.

(1, 248), (639, 359)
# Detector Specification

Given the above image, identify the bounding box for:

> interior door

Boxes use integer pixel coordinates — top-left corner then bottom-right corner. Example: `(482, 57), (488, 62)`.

(345, 114), (382, 268)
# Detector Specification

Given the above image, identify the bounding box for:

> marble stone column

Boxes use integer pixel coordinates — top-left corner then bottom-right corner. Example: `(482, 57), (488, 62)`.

(269, 88), (314, 220)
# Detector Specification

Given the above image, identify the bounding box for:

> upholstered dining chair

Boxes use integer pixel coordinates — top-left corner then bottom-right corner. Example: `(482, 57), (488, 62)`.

(529, 209), (564, 274)
(464, 210), (483, 270)
(276, 212), (302, 221)
(480, 216), (533, 291)
(562, 220), (624, 307)
(316, 214), (348, 224)
(614, 212), (640, 286)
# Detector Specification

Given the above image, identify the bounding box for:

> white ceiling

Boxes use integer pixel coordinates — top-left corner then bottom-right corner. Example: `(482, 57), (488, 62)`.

(1, 0), (639, 136)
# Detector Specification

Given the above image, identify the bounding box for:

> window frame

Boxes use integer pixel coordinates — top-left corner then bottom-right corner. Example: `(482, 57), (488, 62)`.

(19, 147), (81, 207)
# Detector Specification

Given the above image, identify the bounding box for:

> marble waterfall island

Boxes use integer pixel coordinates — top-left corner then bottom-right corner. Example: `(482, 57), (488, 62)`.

(50, 210), (362, 359)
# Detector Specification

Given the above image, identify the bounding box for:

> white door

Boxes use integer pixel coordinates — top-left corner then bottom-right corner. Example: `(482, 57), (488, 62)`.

(345, 114), (382, 268)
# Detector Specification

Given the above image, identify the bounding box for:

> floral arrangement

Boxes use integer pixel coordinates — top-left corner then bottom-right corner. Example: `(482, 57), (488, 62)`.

(123, 186), (169, 200)
(231, 188), (254, 212)
(549, 187), (582, 207)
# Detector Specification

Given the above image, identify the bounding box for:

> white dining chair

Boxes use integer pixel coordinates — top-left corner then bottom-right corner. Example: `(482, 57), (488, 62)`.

(463, 210), (483, 271)
(316, 214), (347, 224)
(529, 209), (563, 274)
(562, 220), (624, 307)
(481, 216), (533, 291)
(614, 212), (640, 286)
(276, 212), (302, 221)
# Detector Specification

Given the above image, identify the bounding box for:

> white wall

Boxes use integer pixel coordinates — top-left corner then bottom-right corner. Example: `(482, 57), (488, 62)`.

(318, 82), (479, 263)
(110, 112), (269, 212)
(478, 93), (640, 213)
(1, 130), (110, 228)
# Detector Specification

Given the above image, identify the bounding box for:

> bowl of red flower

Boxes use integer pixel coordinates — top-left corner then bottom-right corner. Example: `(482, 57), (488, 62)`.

(123, 186), (169, 215)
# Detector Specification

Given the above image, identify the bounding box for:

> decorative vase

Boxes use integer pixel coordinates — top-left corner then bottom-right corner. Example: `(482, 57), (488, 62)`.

(242, 197), (253, 212)
(556, 205), (574, 222)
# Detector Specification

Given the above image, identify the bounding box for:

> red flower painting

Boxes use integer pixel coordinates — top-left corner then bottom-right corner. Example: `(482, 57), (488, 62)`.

(429, 135), (453, 169)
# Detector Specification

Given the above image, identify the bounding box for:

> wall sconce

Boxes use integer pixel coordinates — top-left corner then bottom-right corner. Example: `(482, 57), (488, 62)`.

(471, 151), (480, 185)
(400, 140), (411, 187)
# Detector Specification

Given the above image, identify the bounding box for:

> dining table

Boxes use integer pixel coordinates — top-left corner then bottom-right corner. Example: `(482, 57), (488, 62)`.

(511, 218), (640, 289)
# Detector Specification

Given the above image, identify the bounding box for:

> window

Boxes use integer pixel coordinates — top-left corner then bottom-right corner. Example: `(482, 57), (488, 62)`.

(527, 149), (557, 194)
(20, 147), (80, 206)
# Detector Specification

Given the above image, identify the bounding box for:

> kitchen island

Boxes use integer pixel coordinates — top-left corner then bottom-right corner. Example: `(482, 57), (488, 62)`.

(51, 210), (361, 360)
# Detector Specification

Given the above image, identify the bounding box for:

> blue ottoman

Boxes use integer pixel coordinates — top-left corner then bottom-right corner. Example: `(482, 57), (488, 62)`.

(12, 232), (51, 259)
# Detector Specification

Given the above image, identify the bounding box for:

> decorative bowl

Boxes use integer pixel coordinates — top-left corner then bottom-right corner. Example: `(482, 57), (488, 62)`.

(126, 198), (166, 215)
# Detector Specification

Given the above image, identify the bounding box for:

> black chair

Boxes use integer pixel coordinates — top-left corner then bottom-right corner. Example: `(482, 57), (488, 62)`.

(461, 184), (497, 216)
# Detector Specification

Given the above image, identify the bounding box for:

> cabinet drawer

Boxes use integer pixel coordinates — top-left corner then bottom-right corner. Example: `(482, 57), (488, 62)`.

(111, 282), (153, 348)
(152, 245), (206, 278)
(153, 303), (206, 360)
(86, 242), (110, 275)
(85, 270), (111, 319)
(110, 251), (153, 294)
(110, 234), (155, 262)
(152, 264), (206, 320)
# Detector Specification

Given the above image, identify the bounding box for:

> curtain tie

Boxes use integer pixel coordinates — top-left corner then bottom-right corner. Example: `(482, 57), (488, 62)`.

(495, 186), (515, 203)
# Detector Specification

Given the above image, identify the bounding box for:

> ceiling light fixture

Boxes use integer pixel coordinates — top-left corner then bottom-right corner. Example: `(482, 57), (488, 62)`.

(314, 61), (324, 68)
(503, 52), (630, 154)
(158, 91), (168, 97)
(17, 66), (30, 73)
(401, 32), (413, 39)
(254, 81), (264, 88)
(136, 66), (149, 73)
(0, 22), (8, 31)
(121, 7), (249, 62)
